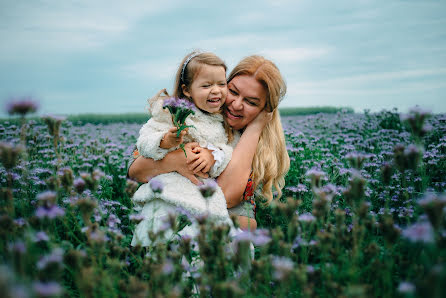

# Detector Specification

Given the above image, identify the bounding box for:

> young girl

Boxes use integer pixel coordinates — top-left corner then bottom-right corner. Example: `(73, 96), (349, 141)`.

(131, 51), (238, 246)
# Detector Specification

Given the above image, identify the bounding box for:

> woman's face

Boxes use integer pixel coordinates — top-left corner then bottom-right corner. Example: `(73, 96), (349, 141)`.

(224, 75), (267, 131)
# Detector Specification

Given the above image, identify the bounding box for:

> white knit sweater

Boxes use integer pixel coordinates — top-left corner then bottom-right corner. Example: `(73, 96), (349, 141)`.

(131, 91), (240, 246)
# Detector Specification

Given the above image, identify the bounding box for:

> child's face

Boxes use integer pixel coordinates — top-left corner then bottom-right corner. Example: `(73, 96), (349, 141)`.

(182, 65), (227, 114)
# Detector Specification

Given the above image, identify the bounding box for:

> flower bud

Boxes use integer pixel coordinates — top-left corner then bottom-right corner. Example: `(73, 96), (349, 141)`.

(198, 179), (217, 198)
(149, 178), (163, 194)
(58, 167), (74, 190)
(125, 179), (139, 197)
(0, 142), (24, 170)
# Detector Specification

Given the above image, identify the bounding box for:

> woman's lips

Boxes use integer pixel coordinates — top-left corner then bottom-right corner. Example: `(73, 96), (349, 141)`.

(226, 109), (242, 119)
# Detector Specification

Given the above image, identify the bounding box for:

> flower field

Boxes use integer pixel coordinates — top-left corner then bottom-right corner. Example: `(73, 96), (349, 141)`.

(0, 107), (445, 297)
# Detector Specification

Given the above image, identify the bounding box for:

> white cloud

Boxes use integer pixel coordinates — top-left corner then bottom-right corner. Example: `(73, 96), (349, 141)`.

(286, 68), (446, 98)
(0, 0), (181, 57)
(120, 60), (178, 81)
(260, 47), (331, 63)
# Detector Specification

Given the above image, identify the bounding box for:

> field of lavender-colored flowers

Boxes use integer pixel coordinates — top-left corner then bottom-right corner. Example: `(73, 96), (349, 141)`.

(0, 107), (445, 297)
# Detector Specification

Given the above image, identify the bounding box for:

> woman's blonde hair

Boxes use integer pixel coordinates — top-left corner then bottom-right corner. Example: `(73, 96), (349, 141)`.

(227, 55), (290, 203)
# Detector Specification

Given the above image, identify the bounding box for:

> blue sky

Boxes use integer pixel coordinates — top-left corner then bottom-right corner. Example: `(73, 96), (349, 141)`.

(1, 0), (445, 116)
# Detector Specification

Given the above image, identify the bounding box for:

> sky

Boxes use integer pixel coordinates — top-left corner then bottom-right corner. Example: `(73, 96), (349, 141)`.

(1, 0), (445, 117)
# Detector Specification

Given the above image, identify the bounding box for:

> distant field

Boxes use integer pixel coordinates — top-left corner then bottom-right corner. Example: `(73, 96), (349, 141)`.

(1, 106), (354, 125)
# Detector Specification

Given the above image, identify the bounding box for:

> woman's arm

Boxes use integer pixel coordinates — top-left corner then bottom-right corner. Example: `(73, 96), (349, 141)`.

(128, 142), (207, 185)
(216, 111), (271, 208)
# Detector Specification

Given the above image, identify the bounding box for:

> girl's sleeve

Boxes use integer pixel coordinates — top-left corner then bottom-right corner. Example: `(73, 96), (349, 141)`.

(136, 119), (174, 160)
(207, 143), (233, 178)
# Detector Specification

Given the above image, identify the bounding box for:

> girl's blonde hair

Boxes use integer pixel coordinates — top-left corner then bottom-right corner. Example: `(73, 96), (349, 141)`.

(227, 55), (290, 203)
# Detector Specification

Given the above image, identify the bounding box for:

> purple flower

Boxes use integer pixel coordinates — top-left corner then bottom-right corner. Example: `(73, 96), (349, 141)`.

(36, 191), (57, 204)
(34, 231), (50, 242)
(162, 259), (174, 274)
(8, 241), (26, 254)
(402, 221), (434, 244)
(129, 213), (145, 224)
(36, 248), (64, 270)
(272, 256), (294, 280)
(149, 178), (163, 194)
(198, 179), (218, 198)
(397, 281), (415, 294)
(6, 97), (39, 116)
(297, 212), (316, 223)
(14, 218), (27, 227)
(33, 281), (63, 297)
(286, 184), (308, 194)
(106, 214), (121, 229)
(163, 97), (196, 111)
(35, 205), (65, 219)
(252, 229), (272, 246)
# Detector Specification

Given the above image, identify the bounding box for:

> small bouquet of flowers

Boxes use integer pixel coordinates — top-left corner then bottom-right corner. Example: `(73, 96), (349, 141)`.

(163, 97), (196, 156)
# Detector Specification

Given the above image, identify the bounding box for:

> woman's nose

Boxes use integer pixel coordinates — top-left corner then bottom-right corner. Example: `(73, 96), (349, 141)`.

(232, 97), (243, 110)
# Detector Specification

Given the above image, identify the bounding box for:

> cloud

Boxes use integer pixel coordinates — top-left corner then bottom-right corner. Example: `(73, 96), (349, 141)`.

(260, 47), (331, 63)
(286, 67), (446, 98)
(120, 60), (178, 81)
(0, 0), (181, 58)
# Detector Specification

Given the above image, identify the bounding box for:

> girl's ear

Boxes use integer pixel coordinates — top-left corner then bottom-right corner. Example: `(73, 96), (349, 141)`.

(182, 84), (191, 98)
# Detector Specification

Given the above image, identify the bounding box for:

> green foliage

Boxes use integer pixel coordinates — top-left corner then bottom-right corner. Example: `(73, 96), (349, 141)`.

(279, 106), (354, 116)
(0, 110), (445, 297)
(1, 107), (353, 126)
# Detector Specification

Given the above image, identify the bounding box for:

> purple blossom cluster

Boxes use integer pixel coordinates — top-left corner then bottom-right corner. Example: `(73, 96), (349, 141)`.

(163, 97), (196, 111)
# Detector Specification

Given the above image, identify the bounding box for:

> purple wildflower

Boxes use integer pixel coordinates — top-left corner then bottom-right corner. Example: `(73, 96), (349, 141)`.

(33, 281), (63, 297)
(149, 178), (163, 194)
(8, 241), (26, 254)
(163, 97), (196, 111)
(402, 221), (434, 244)
(272, 256), (294, 280)
(286, 184), (308, 194)
(6, 97), (39, 116)
(34, 231), (50, 242)
(162, 259), (174, 274)
(14, 218), (27, 227)
(37, 248), (64, 271)
(297, 212), (316, 223)
(35, 205), (65, 219)
(198, 179), (218, 198)
(36, 191), (57, 204)
(252, 229), (272, 246)
(129, 213), (145, 224)
(397, 281), (415, 294)
(107, 214), (121, 229)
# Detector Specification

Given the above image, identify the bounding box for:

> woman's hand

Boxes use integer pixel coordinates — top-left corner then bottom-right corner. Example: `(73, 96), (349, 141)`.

(247, 109), (273, 131)
(128, 142), (208, 185)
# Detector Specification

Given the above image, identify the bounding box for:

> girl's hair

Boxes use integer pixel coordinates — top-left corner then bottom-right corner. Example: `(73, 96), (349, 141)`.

(227, 55), (290, 203)
(172, 51), (227, 99)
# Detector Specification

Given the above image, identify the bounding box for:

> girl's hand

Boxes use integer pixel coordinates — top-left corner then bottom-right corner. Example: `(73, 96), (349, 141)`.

(160, 127), (187, 149)
(187, 147), (215, 174)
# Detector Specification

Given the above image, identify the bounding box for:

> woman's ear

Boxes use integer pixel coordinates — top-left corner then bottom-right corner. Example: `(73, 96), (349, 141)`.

(182, 84), (191, 98)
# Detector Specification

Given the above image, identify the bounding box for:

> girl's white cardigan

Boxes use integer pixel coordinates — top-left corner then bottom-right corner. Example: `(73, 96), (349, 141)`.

(131, 91), (240, 246)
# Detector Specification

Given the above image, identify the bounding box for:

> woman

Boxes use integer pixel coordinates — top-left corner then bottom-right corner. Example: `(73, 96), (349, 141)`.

(129, 55), (290, 231)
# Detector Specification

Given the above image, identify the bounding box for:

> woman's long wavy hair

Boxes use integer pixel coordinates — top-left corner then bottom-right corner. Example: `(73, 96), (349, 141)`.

(227, 55), (290, 204)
